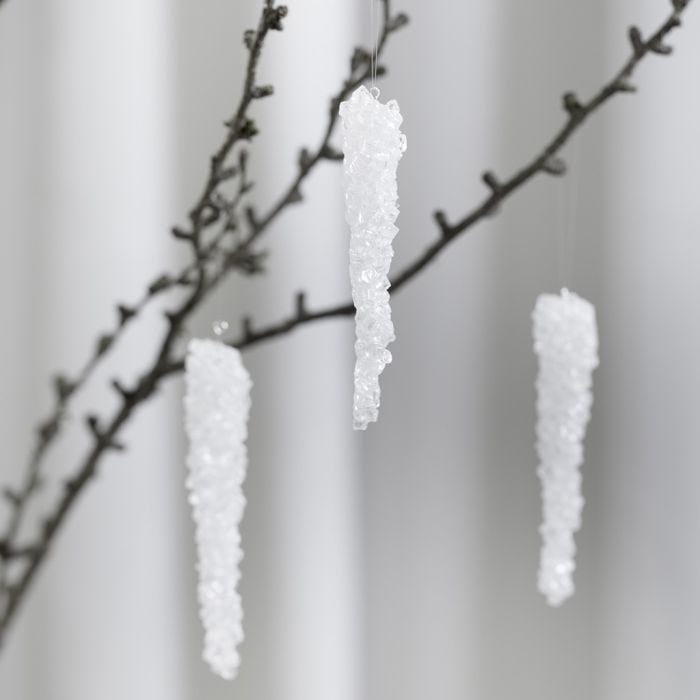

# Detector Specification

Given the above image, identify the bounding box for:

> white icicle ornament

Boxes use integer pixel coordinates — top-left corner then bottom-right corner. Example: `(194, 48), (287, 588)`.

(339, 85), (407, 430)
(183, 338), (252, 679)
(532, 289), (599, 606)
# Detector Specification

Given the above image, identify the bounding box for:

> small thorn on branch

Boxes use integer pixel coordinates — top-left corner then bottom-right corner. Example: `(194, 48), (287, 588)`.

(288, 186), (303, 204)
(245, 206), (259, 231)
(85, 414), (101, 438)
(616, 80), (637, 93)
(321, 144), (343, 161)
(295, 291), (308, 320)
(117, 304), (137, 325)
(649, 38), (673, 55)
(53, 374), (75, 401)
(111, 379), (135, 402)
(629, 26), (645, 57)
(482, 171), (503, 195)
(38, 418), (59, 443)
(148, 275), (173, 296)
(387, 13), (410, 32)
(351, 47), (371, 72)
(562, 91), (584, 118)
(542, 156), (567, 176)
(171, 226), (193, 242)
(251, 84), (274, 99)
(95, 334), (114, 358)
(243, 30), (257, 50)
(433, 210), (451, 238)
(298, 147), (313, 171)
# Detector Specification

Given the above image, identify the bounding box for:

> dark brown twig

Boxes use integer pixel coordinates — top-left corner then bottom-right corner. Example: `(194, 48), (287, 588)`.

(0, 0), (406, 646)
(197, 0), (691, 357)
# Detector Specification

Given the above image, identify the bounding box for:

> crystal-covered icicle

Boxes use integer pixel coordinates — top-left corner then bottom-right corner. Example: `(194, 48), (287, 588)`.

(183, 338), (252, 679)
(340, 85), (407, 430)
(532, 289), (599, 606)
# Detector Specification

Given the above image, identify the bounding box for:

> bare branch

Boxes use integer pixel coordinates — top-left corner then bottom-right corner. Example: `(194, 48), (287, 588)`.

(0, 0), (408, 646)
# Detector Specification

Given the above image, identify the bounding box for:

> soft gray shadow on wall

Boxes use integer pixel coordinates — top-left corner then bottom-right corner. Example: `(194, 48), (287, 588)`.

(473, 2), (611, 699)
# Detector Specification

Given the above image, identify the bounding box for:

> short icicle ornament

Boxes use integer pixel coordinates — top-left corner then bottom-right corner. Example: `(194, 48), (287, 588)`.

(532, 289), (599, 606)
(340, 85), (406, 430)
(183, 338), (252, 679)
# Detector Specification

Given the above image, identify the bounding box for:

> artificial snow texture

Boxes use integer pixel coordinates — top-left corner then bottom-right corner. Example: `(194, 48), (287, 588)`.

(184, 338), (252, 679)
(533, 289), (599, 607)
(340, 85), (406, 430)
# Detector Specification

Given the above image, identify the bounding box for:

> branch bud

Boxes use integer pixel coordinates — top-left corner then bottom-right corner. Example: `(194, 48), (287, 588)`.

(243, 30), (257, 50)
(649, 38), (673, 55)
(251, 84), (274, 99)
(482, 171), (502, 194)
(295, 291), (308, 320)
(298, 147), (313, 171)
(239, 118), (259, 140)
(288, 186), (303, 204)
(320, 144), (343, 161)
(264, 5), (288, 30)
(388, 13), (410, 32)
(616, 80), (637, 93)
(96, 333), (114, 357)
(117, 304), (137, 325)
(542, 156), (567, 176)
(148, 274), (173, 296)
(351, 47), (371, 72)
(111, 379), (135, 402)
(628, 26), (645, 57)
(53, 374), (75, 401)
(562, 92), (584, 118)
(433, 210), (452, 238)
(85, 414), (101, 438)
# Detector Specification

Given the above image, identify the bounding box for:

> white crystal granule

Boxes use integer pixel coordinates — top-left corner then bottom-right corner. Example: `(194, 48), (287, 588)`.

(183, 338), (252, 679)
(339, 85), (407, 430)
(532, 289), (599, 607)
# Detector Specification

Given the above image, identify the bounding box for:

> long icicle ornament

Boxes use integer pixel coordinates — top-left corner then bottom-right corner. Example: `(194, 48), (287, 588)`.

(532, 289), (599, 606)
(340, 85), (406, 430)
(183, 338), (252, 679)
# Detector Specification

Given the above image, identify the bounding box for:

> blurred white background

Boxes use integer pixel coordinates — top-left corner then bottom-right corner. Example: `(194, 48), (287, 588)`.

(1, 0), (699, 698)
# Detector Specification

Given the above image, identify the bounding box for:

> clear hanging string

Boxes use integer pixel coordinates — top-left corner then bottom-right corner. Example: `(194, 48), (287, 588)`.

(370, 0), (380, 98)
(556, 136), (581, 288)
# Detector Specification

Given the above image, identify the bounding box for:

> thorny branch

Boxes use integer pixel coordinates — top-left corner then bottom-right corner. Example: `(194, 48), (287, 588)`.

(0, 0), (694, 651)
